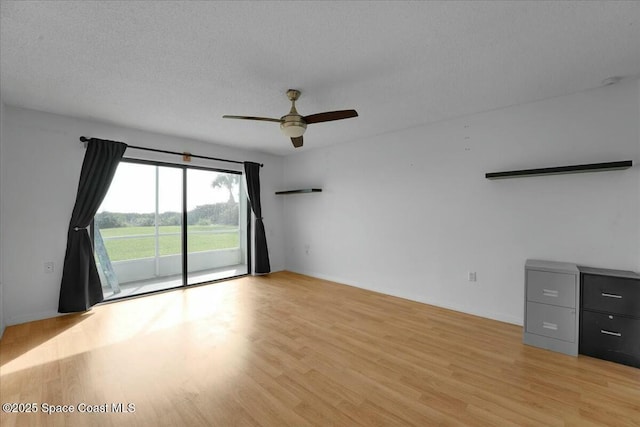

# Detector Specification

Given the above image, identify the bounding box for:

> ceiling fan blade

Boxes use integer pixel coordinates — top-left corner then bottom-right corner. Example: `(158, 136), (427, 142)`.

(291, 136), (303, 148)
(222, 115), (283, 123)
(304, 109), (358, 124)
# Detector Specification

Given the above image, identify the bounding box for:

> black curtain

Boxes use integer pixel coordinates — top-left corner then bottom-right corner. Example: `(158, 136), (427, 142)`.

(59, 138), (127, 313)
(244, 162), (271, 274)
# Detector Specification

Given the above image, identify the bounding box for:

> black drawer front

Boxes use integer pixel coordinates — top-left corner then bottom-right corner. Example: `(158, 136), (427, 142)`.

(580, 311), (640, 368)
(582, 274), (640, 317)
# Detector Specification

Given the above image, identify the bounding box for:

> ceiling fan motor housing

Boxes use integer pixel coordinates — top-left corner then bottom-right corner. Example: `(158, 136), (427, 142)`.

(280, 115), (307, 137)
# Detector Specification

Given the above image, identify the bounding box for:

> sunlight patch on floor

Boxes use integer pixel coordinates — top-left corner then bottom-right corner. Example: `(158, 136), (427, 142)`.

(1, 278), (253, 376)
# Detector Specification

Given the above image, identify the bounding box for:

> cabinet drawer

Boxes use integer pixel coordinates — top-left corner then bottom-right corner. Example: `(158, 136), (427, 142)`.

(527, 270), (576, 308)
(526, 302), (575, 342)
(582, 274), (640, 317)
(580, 310), (640, 368)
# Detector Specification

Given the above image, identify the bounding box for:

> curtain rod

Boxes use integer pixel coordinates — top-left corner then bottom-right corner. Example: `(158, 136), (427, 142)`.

(79, 136), (262, 167)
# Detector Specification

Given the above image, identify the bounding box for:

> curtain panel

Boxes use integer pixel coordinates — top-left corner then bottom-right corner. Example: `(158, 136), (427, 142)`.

(244, 162), (271, 274)
(58, 138), (127, 313)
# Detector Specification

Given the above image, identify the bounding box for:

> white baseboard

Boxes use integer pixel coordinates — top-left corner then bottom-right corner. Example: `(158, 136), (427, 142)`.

(420, 296), (522, 326)
(6, 310), (62, 327)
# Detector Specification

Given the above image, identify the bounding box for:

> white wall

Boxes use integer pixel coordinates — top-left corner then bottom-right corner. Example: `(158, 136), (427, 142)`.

(282, 80), (640, 325)
(0, 96), (5, 337)
(0, 106), (284, 326)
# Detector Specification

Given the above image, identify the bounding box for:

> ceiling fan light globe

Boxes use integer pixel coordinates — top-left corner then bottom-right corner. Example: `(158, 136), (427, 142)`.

(280, 121), (306, 138)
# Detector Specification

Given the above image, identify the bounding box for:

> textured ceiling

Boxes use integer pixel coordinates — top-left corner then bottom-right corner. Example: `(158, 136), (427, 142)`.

(1, 1), (640, 156)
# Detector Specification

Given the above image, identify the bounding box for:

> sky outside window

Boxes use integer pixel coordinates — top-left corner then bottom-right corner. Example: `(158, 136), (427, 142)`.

(98, 162), (239, 213)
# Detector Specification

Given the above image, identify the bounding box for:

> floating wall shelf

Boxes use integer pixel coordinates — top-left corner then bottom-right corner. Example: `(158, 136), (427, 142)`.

(485, 160), (632, 180)
(275, 188), (322, 195)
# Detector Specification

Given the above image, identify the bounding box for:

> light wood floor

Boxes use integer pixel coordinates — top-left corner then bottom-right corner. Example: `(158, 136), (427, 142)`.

(1, 271), (639, 426)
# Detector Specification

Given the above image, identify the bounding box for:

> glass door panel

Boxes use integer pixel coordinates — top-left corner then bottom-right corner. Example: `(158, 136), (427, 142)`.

(186, 169), (248, 285)
(95, 162), (183, 299)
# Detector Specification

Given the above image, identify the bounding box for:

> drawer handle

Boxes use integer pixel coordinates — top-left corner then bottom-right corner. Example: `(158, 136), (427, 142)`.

(542, 289), (559, 297)
(600, 329), (622, 337)
(542, 322), (558, 331)
(601, 293), (622, 299)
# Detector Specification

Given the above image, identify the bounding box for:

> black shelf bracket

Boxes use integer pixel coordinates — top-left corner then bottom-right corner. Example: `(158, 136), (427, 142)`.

(486, 160), (632, 180)
(275, 188), (322, 195)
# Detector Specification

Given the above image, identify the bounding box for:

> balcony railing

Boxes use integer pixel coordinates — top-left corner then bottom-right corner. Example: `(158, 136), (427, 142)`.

(96, 227), (243, 289)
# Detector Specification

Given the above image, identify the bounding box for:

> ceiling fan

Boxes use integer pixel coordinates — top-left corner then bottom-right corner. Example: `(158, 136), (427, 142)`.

(223, 89), (358, 148)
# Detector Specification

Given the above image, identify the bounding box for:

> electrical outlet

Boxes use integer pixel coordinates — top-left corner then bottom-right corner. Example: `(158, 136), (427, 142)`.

(468, 272), (477, 282)
(304, 244), (310, 255)
(44, 261), (54, 273)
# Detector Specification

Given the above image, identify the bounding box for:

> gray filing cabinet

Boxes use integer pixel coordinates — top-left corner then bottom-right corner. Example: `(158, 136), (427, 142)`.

(524, 260), (580, 356)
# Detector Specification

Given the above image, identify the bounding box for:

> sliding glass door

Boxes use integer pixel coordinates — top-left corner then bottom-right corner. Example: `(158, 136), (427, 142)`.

(94, 160), (248, 300)
(186, 169), (248, 285)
